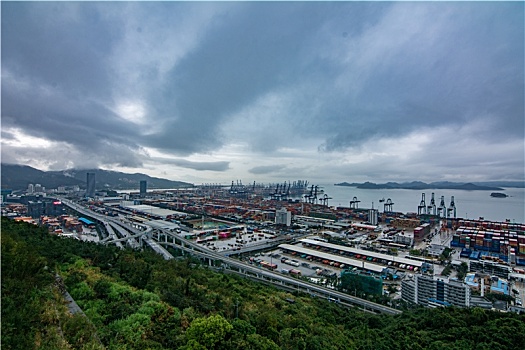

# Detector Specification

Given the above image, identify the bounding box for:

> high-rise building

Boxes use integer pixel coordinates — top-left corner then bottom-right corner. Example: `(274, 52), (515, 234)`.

(27, 184), (34, 194)
(368, 209), (378, 225)
(45, 200), (65, 217)
(34, 184), (43, 193)
(401, 275), (471, 308)
(275, 208), (292, 226)
(28, 201), (45, 219)
(140, 180), (147, 198)
(86, 172), (96, 198)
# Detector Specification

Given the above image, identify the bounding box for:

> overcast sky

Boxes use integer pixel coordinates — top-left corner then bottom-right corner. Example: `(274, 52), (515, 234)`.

(2, 1), (523, 185)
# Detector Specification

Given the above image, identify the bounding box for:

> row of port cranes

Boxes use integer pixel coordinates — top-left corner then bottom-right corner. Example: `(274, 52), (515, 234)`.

(270, 180), (310, 201)
(418, 193), (457, 218)
(266, 181), (332, 205)
(226, 180), (315, 199)
(302, 185), (332, 206)
(350, 196), (395, 213)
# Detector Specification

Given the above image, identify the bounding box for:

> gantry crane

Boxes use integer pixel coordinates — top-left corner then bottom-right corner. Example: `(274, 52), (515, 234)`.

(418, 193), (427, 215)
(350, 196), (360, 209)
(427, 192), (437, 216)
(447, 196), (457, 218)
(437, 195), (447, 218)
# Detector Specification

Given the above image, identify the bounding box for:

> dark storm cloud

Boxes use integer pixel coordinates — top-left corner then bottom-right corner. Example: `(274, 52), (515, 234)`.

(314, 2), (524, 151)
(151, 158), (230, 172)
(1, 1), (523, 181)
(144, 2), (378, 154)
(1, 71), (145, 168)
(1, 2), (118, 98)
(249, 165), (286, 175)
(1, 2), (144, 168)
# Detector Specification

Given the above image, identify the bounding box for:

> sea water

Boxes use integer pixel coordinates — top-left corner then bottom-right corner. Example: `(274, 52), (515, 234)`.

(318, 184), (525, 223)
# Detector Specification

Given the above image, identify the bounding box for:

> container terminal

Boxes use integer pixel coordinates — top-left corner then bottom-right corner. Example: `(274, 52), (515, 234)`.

(3, 181), (524, 312)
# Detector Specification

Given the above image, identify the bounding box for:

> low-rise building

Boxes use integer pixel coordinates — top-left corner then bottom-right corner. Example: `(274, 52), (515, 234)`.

(275, 208), (292, 226)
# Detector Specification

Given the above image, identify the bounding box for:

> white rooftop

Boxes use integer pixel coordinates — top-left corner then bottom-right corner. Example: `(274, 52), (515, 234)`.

(121, 204), (179, 219)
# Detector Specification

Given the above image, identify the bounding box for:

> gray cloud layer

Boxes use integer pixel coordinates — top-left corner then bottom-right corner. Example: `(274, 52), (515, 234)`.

(1, 2), (523, 182)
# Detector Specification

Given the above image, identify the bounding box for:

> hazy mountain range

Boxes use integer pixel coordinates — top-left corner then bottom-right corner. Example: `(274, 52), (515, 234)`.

(334, 181), (524, 190)
(1, 164), (193, 191)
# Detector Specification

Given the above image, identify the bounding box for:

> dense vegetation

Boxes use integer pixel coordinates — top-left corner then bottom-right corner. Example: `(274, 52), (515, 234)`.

(2, 217), (525, 349)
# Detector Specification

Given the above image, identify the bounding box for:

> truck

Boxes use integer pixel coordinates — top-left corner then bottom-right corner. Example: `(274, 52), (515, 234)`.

(284, 260), (300, 267)
(289, 269), (302, 276)
(260, 261), (278, 270)
(218, 231), (231, 239)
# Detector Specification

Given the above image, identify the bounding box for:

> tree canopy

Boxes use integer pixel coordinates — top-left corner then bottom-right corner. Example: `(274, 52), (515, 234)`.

(2, 217), (524, 349)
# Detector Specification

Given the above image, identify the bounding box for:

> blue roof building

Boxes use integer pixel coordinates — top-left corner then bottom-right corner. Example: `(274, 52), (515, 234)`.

(78, 217), (95, 225)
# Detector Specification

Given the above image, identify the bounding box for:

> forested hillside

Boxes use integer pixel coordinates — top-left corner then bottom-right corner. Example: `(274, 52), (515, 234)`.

(2, 217), (524, 349)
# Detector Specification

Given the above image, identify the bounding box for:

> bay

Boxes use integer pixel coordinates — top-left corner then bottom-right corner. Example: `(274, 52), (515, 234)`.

(318, 184), (525, 224)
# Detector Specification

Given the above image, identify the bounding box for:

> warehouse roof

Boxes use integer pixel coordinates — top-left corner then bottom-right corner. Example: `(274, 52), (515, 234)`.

(300, 238), (423, 268)
(278, 243), (386, 273)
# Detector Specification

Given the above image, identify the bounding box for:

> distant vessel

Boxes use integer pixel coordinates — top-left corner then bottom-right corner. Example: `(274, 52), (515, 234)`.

(490, 192), (508, 198)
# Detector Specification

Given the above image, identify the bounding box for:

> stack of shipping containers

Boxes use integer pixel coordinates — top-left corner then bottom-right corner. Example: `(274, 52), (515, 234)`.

(414, 223), (431, 240)
(450, 220), (525, 264)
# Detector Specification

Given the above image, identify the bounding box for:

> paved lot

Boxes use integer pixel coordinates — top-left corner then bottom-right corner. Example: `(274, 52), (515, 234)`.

(250, 249), (350, 279)
(185, 232), (280, 253)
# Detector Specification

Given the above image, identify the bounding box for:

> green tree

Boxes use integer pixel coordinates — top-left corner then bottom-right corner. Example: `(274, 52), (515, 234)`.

(184, 314), (233, 349)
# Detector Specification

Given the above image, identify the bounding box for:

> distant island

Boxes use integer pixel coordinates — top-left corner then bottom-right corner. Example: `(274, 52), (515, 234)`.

(490, 192), (508, 198)
(334, 181), (505, 191)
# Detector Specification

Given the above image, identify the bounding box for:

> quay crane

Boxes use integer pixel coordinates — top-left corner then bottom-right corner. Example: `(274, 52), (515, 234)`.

(303, 184), (323, 204)
(281, 181), (291, 200)
(447, 196), (457, 218)
(271, 184), (282, 200)
(350, 196), (360, 209)
(311, 185), (319, 204)
(427, 192), (437, 216)
(384, 198), (394, 213)
(230, 180), (247, 196)
(320, 193), (332, 207)
(303, 185), (313, 203)
(437, 196), (447, 218)
(417, 193), (427, 215)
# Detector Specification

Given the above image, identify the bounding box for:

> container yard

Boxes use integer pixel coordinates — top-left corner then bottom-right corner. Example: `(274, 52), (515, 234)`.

(6, 181), (525, 312)
(451, 219), (525, 265)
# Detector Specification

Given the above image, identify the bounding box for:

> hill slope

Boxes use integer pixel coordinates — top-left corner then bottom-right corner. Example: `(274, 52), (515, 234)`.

(49, 168), (193, 190)
(2, 217), (525, 350)
(1, 163), (192, 190)
(1, 164), (83, 190)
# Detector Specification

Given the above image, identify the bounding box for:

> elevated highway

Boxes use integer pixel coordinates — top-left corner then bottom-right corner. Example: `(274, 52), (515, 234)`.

(58, 198), (400, 315)
(154, 229), (401, 315)
(59, 198), (142, 249)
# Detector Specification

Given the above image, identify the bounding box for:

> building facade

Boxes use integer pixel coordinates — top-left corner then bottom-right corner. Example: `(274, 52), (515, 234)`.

(28, 201), (45, 219)
(86, 172), (96, 198)
(401, 275), (471, 308)
(368, 209), (378, 225)
(275, 208), (292, 226)
(140, 180), (147, 198)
